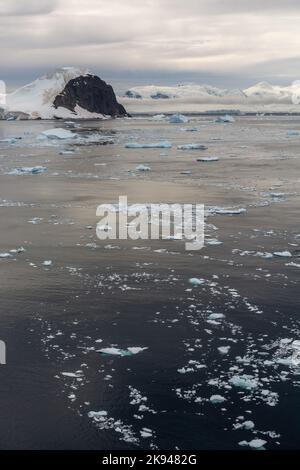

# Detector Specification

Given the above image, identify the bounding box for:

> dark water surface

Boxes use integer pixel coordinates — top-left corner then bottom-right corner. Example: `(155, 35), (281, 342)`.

(0, 116), (299, 449)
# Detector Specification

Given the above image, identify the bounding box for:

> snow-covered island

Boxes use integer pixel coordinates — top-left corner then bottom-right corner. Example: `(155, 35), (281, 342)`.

(1, 67), (128, 120)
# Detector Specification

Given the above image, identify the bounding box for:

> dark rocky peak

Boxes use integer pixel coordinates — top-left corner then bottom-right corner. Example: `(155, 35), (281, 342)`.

(53, 74), (127, 117)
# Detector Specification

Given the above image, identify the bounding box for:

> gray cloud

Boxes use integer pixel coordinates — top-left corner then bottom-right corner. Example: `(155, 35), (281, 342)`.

(1, 0), (300, 88)
(0, 0), (58, 16)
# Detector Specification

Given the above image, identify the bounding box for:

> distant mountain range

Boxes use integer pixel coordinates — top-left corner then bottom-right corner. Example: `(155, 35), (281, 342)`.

(1, 67), (300, 119)
(124, 81), (300, 105)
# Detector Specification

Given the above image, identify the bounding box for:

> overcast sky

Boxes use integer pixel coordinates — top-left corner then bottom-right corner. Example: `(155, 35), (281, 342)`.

(1, 0), (300, 90)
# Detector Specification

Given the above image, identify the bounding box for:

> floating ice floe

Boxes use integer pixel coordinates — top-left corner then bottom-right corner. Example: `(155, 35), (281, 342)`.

(98, 347), (148, 357)
(209, 207), (246, 215)
(218, 346), (231, 355)
(210, 394), (226, 404)
(286, 262), (300, 268)
(59, 150), (75, 155)
(206, 238), (222, 246)
(61, 371), (83, 378)
(0, 137), (20, 144)
(189, 277), (205, 286)
(197, 156), (219, 162)
(125, 141), (172, 149)
(239, 439), (267, 450)
(151, 114), (166, 121)
(7, 166), (47, 175)
(87, 410), (108, 419)
(276, 340), (300, 367)
(286, 130), (299, 136)
(169, 113), (189, 124)
(42, 260), (53, 266)
(232, 249), (273, 259)
(0, 253), (12, 259)
(135, 164), (151, 172)
(140, 428), (153, 438)
(229, 374), (258, 390)
(41, 128), (76, 139)
(273, 251), (292, 257)
(181, 127), (198, 132)
(234, 420), (255, 430)
(215, 115), (235, 123)
(177, 143), (208, 150)
(208, 313), (225, 321)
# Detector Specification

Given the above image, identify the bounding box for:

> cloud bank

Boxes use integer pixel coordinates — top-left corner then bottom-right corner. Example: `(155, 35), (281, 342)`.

(1, 0), (300, 87)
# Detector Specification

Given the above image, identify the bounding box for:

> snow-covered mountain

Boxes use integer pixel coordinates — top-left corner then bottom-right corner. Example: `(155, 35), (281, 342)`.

(124, 84), (246, 102)
(243, 81), (300, 104)
(4, 67), (127, 119)
(124, 81), (300, 106)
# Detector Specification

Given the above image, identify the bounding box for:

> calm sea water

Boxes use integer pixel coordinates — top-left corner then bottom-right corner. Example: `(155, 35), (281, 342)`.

(0, 116), (299, 449)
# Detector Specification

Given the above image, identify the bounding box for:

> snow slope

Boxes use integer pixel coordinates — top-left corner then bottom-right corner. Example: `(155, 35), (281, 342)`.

(6, 67), (106, 119)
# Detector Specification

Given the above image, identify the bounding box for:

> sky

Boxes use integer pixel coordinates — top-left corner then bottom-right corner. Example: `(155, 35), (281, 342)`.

(1, 0), (300, 91)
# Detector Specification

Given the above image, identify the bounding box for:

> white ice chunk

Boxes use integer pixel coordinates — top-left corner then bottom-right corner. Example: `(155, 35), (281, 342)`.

(125, 141), (172, 149)
(218, 346), (231, 355)
(177, 143), (208, 150)
(42, 260), (53, 266)
(88, 410), (108, 419)
(208, 313), (225, 320)
(42, 128), (76, 139)
(169, 113), (189, 123)
(229, 375), (258, 390)
(248, 439), (267, 449)
(152, 114), (166, 121)
(7, 166), (47, 175)
(197, 156), (219, 162)
(210, 394), (226, 404)
(189, 277), (205, 286)
(273, 251), (292, 257)
(98, 347), (148, 357)
(215, 115), (235, 123)
(135, 164), (151, 172)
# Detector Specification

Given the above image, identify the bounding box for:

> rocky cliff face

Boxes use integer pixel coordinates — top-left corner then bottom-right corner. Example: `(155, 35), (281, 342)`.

(53, 74), (127, 117)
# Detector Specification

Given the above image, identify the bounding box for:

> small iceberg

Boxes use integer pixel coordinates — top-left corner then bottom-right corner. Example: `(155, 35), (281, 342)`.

(177, 144), (208, 150)
(42, 260), (53, 266)
(208, 313), (225, 320)
(0, 253), (13, 259)
(41, 128), (76, 139)
(239, 439), (267, 450)
(125, 141), (172, 149)
(273, 251), (292, 257)
(0, 137), (20, 144)
(229, 374), (258, 390)
(88, 410), (108, 419)
(98, 347), (148, 357)
(197, 156), (219, 162)
(218, 346), (231, 355)
(215, 115), (235, 123)
(211, 207), (246, 215)
(152, 114), (166, 121)
(7, 166), (47, 175)
(169, 113), (189, 124)
(135, 164), (151, 172)
(286, 130), (299, 136)
(210, 394), (226, 404)
(234, 420), (255, 430)
(189, 277), (205, 286)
